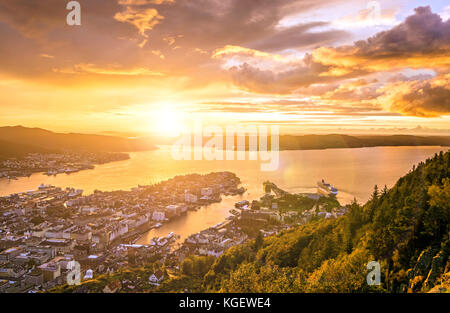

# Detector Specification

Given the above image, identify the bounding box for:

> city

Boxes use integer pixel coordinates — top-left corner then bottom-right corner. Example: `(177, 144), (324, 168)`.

(0, 151), (129, 180)
(0, 169), (347, 293)
(0, 0), (449, 307)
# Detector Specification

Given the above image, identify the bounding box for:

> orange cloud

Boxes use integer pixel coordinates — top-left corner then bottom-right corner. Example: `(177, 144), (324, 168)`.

(118, 0), (174, 5)
(215, 6), (450, 120)
(114, 7), (163, 37)
(312, 6), (450, 74)
(53, 63), (165, 76)
(377, 74), (450, 117)
(40, 54), (54, 59)
(213, 45), (293, 64)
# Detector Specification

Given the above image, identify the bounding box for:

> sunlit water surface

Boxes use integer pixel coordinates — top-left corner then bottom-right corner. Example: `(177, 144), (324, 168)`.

(0, 146), (446, 243)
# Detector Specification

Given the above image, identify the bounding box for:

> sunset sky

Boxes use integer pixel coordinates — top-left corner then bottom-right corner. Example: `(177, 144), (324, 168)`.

(0, 0), (449, 135)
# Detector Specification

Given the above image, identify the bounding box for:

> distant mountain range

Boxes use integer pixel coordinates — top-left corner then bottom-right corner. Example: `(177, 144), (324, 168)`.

(161, 133), (450, 150)
(0, 126), (449, 160)
(0, 126), (156, 159)
(279, 134), (450, 150)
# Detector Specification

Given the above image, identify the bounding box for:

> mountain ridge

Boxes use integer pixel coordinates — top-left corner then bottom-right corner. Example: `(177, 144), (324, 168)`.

(0, 126), (156, 158)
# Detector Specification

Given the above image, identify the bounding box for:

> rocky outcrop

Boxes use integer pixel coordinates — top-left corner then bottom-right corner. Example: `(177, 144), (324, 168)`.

(423, 252), (446, 289)
(428, 272), (450, 293)
(407, 247), (437, 292)
(408, 241), (449, 292)
(408, 247), (437, 279)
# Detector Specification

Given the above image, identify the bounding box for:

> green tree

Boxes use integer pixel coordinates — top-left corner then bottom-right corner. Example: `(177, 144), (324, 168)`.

(254, 231), (264, 251)
(181, 258), (193, 276)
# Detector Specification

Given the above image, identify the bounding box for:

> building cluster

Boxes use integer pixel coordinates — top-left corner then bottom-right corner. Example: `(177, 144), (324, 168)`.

(0, 151), (129, 179)
(245, 202), (347, 223)
(178, 220), (248, 259)
(0, 171), (243, 292)
(0, 171), (349, 293)
(257, 191), (347, 223)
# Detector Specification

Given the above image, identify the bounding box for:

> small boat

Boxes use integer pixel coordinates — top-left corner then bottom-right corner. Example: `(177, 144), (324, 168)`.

(229, 209), (240, 216)
(154, 223), (162, 228)
(235, 200), (249, 208)
(65, 168), (79, 174)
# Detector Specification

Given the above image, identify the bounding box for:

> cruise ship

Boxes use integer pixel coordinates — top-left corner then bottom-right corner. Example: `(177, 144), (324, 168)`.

(317, 179), (338, 196)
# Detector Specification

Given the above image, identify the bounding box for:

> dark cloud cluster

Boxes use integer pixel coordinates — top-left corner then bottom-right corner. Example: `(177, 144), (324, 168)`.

(222, 6), (450, 116)
(0, 1), (449, 119)
(0, 0), (347, 82)
(354, 6), (450, 57)
(387, 79), (450, 117)
(225, 53), (365, 94)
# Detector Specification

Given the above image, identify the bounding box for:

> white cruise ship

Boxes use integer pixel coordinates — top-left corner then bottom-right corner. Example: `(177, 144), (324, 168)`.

(317, 179), (338, 196)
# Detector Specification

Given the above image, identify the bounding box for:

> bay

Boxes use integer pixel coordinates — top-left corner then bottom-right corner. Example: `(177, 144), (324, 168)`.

(0, 146), (446, 243)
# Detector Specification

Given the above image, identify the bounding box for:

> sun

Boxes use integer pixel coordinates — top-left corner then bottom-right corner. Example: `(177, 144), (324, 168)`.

(153, 107), (185, 137)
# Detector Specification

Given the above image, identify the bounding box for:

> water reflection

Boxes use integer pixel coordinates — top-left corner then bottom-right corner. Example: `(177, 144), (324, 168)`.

(0, 146), (446, 243)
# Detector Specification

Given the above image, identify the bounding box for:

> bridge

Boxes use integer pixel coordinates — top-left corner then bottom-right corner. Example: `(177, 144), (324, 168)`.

(263, 181), (289, 198)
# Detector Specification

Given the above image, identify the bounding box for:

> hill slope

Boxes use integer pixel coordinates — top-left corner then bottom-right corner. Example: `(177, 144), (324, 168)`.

(279, 134), (450, 150)
(0, 140), (56, 160)
(201, 150), (450, 292)
(0, 126), (155, 155)
(150, 133), (450, 150)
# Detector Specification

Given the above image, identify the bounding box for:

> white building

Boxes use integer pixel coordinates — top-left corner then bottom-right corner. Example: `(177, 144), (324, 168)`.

(185, 192), (198, 203)
(152, 211), (165, 221)
(68, 189), (83, 198)
(165, 205), (178, 215)
(201, 187), (213, 196)
(109, 223), (129, 242)
(84, 269), (93, 280)
(148, 270), (164, 285)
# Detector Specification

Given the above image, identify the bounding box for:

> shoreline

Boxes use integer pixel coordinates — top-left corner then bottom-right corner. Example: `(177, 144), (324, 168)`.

(0, 152), (131, 180)
(0, 146), (445, 201)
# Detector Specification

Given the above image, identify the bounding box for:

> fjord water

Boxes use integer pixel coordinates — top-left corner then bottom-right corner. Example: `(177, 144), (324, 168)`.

(0, 146), (447, 243)
(0, 146), (446, 200)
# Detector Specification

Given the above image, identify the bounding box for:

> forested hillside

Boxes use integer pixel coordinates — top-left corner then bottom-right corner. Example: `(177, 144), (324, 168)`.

(0, 140), (56, 160)
(279, 134), (450, 150)
(201, 150), (450, 292)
